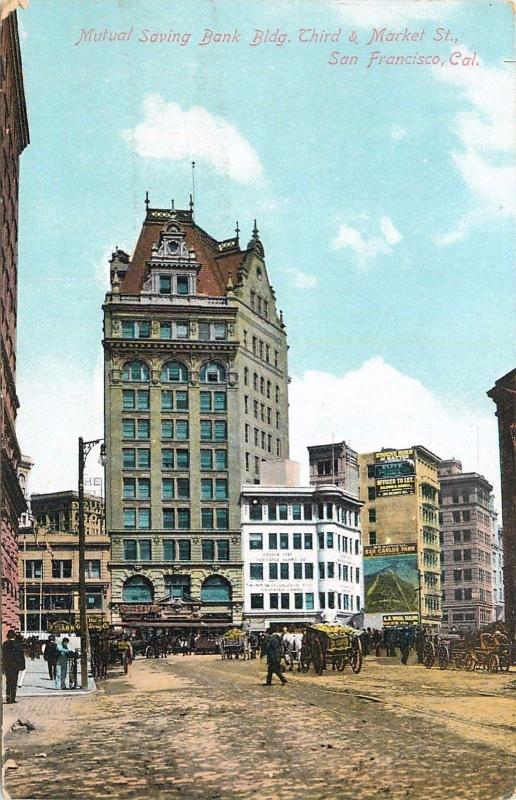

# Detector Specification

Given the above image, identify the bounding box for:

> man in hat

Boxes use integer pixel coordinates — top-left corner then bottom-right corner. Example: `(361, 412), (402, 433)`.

(2, 630), (25, 703)
(262, 633), (287, 686)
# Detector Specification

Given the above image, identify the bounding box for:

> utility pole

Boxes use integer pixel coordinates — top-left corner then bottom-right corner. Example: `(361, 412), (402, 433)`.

(0, 359), (4, 797)
(78, 437), (102, 690)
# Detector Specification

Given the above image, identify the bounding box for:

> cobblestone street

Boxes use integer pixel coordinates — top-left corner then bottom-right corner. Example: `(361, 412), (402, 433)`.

(4, 655), (516, 800)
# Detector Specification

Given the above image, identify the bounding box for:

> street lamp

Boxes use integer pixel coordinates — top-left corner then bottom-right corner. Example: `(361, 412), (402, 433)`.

(78, 436), (103, 690)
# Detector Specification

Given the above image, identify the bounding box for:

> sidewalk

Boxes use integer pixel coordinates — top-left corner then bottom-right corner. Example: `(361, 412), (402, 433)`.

(9, 656), (95, 698)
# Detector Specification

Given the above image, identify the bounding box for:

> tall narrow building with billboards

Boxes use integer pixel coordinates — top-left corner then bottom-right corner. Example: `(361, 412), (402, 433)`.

(103, 203), (289, 631)
(0, 11), (29, 637)
(358, 446), (441, 629)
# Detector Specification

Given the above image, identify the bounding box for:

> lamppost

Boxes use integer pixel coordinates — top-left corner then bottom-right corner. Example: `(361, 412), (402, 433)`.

(78, 436), (103, 690)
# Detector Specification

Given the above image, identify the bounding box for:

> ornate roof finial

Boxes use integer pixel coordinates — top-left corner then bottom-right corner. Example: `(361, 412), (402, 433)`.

(235, 220), (240, 241)
(171, 199), (175, 212)
(189, 193), (194, 213)
(252, 219), (259, 240)
(145, 191), (150, 210)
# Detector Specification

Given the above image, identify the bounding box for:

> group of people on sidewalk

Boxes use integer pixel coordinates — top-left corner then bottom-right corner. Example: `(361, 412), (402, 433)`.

(2, 630), (76, 701)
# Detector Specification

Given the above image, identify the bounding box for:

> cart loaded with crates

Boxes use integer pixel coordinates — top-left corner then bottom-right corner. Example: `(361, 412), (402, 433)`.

(219, 628), (247, 660)
(300, 624), (363, 676)
(423, 628), (512, 673)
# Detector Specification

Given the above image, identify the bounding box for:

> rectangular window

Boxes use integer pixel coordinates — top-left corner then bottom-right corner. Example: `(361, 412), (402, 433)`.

(159, 275), (172, 294)
(305, 563), (314, 580)
(160, 322), (172, 340)
(293, 533), (302, 550)
(123, 508), (136, 530)
(326, 532), (334, 549)
(293, 563), (303, 580)
(292, 504), (302, 521)
(200, 392), (212, 412)
(294, 593), (303, 610)
(52, 560), (72, 579)
(318, 532), (324, 549)
(175, 420), (189, 440)
(177, 509), (190, 529)
(136, 390), (149, 410)
(304, 533), (313, 549)
(250, 563), (263, 580)
(202, 540), (215, 561)
(162, 449), (174, 469)
(214, 392), (227, 411)
(278, 504), (288, 520)
(139, 540), (151, 561)
(249, 533), (263, 550)
(201, 508), (214, 530)
(279, 533), (289, 550)
(269, 593), (279, 609)
(280, 563), (289, 579)
(137, 449), (150, 469)
(176, 276), (189, 295)
(162, 420), (174, 440)
(214, 421), (227, 441)
(123, 419), (136, 439)
(176, 322), (189, 340)
(305, 592), (314, 610)
(178, 540), (191, 561)
(200, 420), (212, 441)
(319, 563), (325, 580)
(201, 449), (213, 470)
(268, 504), (277, 521)
(138, 508), (151, 529)
(281, 593), (290, 610)
(163, 540), (176, 561)
(251, 593), (264, 610)
(215, 449), (227, 470)
(201, 479), (213, 500)
(215, 479), (228, 500)
(269, 563), (278, 580)
(217, 540), (229, 561)
(162, 479), (174, 501)
(176, 391), (188, 410)
(368, 486), (376, 500)
(319, 592), (326, 609)
(123, 540), (137, 561)
(25, 560), (42, 579)
(215, 508), (229, 529)
(123, 390), (135, 410)
(369, 509), (376, 523)
(161, 390), (173, 411)
(327, 562), (335, 579)
(369, 531), (377, 545)
(123, 478), (136, 499)
(249, 504), (263, 521)
(138, 478), (151, 499)
(176, 449), (189, 469)
(177, 478), (189, 499)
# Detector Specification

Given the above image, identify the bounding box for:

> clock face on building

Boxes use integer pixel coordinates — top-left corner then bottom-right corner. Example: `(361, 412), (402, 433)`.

(167, 240), (179, 255)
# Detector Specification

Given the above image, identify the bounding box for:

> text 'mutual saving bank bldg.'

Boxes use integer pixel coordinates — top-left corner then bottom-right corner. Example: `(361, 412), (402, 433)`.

(103, 201), (289, 631)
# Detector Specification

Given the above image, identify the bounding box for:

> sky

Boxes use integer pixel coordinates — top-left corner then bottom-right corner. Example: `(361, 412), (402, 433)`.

(13, 0), (515, 510)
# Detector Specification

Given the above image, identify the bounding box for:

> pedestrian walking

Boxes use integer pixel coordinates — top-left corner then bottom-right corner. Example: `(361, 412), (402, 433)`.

(43, 635), (58, 680)
(261, 633), (287, 686)
(15, 632), (27, 688)
(2, 629), (25, 703)
(55, 637), (71, 690)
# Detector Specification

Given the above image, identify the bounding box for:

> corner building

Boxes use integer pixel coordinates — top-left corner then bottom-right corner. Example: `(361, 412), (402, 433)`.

(0, 11), (29, 636)
(103, 204), (289, 631)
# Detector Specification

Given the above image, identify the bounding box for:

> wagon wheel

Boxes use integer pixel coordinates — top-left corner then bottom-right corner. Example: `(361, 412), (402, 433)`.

(423, 641), (435, 669)
(313, 639), (324, 676)
(488, 654), (500, 674)
(300, 644), (311, 673)
(350, 637), (363, 674)
(437, 644), (449, 670)
(145, 645), (155, 659)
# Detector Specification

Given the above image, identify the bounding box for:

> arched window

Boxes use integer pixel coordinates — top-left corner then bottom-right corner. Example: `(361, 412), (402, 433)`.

(200, 575), (232, 603)
(122, 575), (154, 603)
(122, 360), (149, 382)
(161, 361), (188, 383)
(200, 363), (226, 384)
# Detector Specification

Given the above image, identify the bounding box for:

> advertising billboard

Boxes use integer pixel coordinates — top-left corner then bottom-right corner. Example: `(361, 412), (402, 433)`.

(363, 544), (419, 614)
(374, 449), (415, 496)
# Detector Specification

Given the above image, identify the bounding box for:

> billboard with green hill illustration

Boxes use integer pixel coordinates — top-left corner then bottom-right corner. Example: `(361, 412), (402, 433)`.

(363, 544), (419, 614)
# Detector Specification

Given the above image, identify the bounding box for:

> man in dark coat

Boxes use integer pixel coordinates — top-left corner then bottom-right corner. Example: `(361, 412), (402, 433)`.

(2, 630), (25, 703)
(43, 634), (58, 679)
(262, 633), (287, 686)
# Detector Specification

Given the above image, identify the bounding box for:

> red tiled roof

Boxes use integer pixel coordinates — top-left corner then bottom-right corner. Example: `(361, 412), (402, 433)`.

(120, 211), (247, 297)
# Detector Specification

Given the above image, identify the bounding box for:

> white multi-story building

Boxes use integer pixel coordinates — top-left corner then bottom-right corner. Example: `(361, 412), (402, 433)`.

(492, 525), (505, 621)
(241, 461), (364, 630)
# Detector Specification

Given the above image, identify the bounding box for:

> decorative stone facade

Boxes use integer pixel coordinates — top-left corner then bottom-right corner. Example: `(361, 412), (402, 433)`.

(103, 205), (289, 628)
(1, 11), (29, 638)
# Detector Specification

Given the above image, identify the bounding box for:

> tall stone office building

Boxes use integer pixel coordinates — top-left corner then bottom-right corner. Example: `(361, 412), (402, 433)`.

(0, 11), (29, 637)
(103, 203), (289, 629)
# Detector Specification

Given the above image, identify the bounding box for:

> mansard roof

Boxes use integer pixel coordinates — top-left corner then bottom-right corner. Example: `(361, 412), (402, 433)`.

(120, 207), (251, 296)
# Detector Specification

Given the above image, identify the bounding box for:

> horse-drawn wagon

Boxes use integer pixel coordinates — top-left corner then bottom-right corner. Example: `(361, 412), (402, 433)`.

(300, 624), (363, 676)
(219, 629), (247, 660)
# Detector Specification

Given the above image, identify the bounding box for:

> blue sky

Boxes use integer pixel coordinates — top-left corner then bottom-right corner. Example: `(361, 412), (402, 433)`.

(14, 0), (514, 501)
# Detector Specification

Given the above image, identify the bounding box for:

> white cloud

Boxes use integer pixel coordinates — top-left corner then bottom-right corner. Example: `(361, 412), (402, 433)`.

(431, 50), (515, 244)
(333, 0), (458, 27)
(380, 216), (402, 246)
(390, 125), (407, 141)
(285, 267), (318, 289)
(289, 357), (501, 510)
(332, 215), (402, 269)
(123, 94), (265, 186)
(17, 356), (104, 496)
